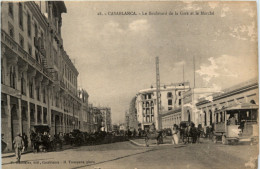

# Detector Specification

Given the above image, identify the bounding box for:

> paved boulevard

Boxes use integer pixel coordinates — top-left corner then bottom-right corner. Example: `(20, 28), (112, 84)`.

(2, 140), (258, 169)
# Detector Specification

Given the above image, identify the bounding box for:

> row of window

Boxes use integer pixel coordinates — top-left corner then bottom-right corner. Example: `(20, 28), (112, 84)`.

(142, 101), (154, 107)
(28, 105), (47, 124)
(8, 2), (44, 39)
(2, 65), (47, 103)
(64, 63), (77, 87)
(168, 99), (181, 107)
(144, 115), (154, 123)
(142, 108), (154, 115)
(162, 115), (180, 123)
(142, 91), (182, 100)
(8, 2), (45, 66)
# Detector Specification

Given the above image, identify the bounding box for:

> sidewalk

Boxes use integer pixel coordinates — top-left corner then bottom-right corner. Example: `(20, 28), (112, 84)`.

(129, 137), (213, 147)
(1, 144), (74, 158)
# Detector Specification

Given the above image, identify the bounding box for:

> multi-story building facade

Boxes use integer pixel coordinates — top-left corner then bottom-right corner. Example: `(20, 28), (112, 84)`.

(79, 89), (91, 132)
(91, 106), (102, 132)
(127, 96), (138, 131)
(1, 1), (87, 152)
(99, 107), (112, 132)
(125, 111), (130, 130)
(135, 82), (190, 130)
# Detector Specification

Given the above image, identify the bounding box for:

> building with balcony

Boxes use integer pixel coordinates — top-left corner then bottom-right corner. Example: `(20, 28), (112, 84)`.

(1, 1), (87, 152)
(135, 82), (190, 130)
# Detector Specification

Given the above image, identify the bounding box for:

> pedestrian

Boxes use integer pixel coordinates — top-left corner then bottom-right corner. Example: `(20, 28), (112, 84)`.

(176, 125), (180, 143)
(30, 130), (36, 151)
(197, 124), (203, 143)
(13, 133), (24, 163)
(22, 133), (28, 151)
(172, 124), (179, 145)
(59, 132), (64, 149)
(2, 134), (7, 153)
(190, 123), (197, 143)
(133, 129), (136, 138)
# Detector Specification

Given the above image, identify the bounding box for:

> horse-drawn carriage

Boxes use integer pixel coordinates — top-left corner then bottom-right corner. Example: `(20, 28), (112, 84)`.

(31, 125), (51, 152)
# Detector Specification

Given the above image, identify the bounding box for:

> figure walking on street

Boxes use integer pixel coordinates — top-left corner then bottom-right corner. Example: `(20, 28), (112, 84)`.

(13, 133), (24, 163)
(22, 133), (28, 151)
(172, 124), (179, 145)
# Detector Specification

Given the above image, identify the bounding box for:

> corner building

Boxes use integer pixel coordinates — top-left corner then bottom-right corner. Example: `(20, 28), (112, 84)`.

(136, 82), (190, 130)
(1, 1), (84, 152)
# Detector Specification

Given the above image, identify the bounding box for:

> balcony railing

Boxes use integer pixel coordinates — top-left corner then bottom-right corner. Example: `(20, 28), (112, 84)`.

(1, 30), (53, 79)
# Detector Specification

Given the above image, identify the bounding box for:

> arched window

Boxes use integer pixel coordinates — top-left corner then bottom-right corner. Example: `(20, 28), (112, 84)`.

(220, 112), (223, 122)
(187, 110), (190, 122)
(204, 111), (207, 126)
(209, 110), (213, 125)
(215, 108), (219, 123)
(250, 100), (256, 104)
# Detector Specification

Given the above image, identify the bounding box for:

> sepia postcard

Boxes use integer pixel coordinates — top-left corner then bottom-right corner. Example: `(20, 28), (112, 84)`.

(0, 1), (259, 169)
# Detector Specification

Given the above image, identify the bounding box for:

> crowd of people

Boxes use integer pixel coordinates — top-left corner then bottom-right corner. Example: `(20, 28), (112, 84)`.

(171, 123), (214, 145)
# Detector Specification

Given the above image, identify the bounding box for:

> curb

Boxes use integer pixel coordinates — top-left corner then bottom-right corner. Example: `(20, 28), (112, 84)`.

(129, 139), (173, 147)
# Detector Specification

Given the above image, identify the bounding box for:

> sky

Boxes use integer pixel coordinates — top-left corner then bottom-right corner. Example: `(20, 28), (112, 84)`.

(61, 1), (258, 124)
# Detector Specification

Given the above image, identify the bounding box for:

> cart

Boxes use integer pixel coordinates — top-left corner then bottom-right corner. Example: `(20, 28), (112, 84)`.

(213, 102), (258, 145)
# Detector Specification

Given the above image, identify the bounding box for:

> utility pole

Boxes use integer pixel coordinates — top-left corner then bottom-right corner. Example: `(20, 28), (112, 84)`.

(155, 57), (161, 130)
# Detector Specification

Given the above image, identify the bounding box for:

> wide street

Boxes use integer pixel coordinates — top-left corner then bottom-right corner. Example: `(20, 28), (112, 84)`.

(2, 139), (258, 169)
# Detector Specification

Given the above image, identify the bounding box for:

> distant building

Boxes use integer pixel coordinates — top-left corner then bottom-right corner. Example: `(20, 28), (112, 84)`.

(182, 88), (218, 127)
(112, 124), (119, 132)
(125, 111), (130, 130)
(99, 107), (112, 132)
(161, 88), (219, 129)
(78, 89), (91, 132)
(135, 82), (190, 130)
(128, 96), (138, 130)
